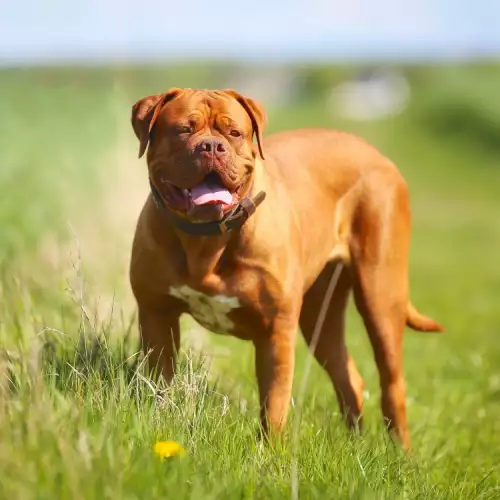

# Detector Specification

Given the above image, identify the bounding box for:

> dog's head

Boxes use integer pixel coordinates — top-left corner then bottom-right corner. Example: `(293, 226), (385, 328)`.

(131, 88), (267, 223)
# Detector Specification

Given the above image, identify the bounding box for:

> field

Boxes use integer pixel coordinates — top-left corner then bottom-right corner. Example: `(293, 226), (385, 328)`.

(1, 64), (500, 499)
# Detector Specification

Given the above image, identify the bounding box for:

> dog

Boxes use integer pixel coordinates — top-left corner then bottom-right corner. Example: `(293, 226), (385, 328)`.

(129, 88), (443, 449)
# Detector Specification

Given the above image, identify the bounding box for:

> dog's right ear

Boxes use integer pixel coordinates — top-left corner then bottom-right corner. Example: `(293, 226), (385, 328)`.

(131, 88), (182, 158)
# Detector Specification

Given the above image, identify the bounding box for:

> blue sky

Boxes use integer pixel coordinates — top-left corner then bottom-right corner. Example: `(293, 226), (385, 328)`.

(1, 0), (500, 65)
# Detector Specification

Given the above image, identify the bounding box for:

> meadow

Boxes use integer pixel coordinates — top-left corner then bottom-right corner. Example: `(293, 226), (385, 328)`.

(0, 63), (499, 499)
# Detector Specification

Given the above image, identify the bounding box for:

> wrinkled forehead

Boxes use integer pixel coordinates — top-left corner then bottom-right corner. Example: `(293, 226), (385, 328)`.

(161, 90), (251, 128)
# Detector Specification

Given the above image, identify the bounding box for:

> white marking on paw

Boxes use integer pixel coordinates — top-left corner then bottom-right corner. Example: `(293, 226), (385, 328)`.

(169, 285), (240, 333)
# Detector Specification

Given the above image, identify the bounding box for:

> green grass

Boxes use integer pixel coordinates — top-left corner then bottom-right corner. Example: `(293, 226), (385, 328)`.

(1, 65), (499, 499)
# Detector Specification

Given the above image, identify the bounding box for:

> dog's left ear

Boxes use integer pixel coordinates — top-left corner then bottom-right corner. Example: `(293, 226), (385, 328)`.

(223, 90), (267, 160)
(131, 88), (182, 158)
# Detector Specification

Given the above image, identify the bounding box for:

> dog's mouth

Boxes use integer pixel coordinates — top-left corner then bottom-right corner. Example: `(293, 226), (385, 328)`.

(158, 172), (246, 221)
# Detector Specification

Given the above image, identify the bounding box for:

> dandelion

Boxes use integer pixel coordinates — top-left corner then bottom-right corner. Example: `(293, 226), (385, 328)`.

(153, 440), (186, 459)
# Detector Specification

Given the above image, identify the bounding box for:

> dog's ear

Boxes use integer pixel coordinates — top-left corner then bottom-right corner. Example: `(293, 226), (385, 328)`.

(223, 90), (267, 160)
(131, 88), (182, 158)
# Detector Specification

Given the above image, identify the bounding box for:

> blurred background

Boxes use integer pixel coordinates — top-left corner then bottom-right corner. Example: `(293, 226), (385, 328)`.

(1, 1), (500, 492)
(2, 0), (500, 304)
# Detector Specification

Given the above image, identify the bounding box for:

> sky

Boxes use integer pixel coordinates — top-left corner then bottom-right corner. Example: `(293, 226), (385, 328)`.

(1, 0), (500, 65)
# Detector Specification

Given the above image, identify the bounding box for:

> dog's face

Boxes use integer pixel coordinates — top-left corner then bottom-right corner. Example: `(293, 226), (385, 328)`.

(131, 88), (267, 223)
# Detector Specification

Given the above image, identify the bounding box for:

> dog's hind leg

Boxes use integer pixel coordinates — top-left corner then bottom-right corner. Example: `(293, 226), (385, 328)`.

(299, 262), (364, 430)
(349, 175), (412, 449)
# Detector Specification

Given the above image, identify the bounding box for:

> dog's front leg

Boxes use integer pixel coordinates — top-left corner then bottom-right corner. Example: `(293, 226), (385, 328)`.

(254, 313), (298, 436)
(138, 305), (182, 383)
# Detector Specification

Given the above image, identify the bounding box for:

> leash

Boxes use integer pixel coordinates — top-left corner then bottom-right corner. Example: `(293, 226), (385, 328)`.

(149, 179), (266, 236)
(291, 261), (345, 500)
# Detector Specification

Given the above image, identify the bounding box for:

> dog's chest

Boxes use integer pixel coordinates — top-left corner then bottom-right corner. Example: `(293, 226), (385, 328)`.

(169, 285), (240, 333)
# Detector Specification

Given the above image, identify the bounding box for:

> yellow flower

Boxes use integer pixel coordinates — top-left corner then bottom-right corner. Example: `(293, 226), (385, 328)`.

(153, 440), (186, 459)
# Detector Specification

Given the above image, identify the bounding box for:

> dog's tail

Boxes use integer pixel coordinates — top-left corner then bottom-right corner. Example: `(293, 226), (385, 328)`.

(406, 302), (444, 332)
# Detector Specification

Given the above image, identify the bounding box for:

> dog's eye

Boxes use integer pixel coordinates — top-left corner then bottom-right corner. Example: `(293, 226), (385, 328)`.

(230, 129), (241, 138)
(177, 126), (192, 135)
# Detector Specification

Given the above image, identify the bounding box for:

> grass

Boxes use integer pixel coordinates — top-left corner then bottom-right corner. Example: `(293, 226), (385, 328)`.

(1, 64), (500, 499)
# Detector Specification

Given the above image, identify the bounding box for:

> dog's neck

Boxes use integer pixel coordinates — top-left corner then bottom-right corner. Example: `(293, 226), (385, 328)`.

(175, 231), (235, 284)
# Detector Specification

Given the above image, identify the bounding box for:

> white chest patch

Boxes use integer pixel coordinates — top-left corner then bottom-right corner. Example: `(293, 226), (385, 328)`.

(169, 285), (240, 334)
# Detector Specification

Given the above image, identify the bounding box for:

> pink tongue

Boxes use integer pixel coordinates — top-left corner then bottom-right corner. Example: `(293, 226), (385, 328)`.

(191, 179), (233, 206)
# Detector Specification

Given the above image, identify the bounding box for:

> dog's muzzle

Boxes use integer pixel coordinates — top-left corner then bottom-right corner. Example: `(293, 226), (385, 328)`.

(149, 179), (266, 236)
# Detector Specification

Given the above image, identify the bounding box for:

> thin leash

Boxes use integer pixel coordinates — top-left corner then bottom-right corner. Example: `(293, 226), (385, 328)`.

(291, 261), (345, 500)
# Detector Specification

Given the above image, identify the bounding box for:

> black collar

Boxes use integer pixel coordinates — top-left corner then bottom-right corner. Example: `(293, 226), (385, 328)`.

(149, 179), (266, 236)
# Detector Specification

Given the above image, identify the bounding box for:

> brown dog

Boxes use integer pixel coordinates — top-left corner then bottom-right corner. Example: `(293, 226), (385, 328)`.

(129, 88), (443, 449)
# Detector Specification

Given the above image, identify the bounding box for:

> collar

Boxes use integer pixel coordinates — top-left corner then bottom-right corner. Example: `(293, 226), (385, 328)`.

(149, 179), (266, 236)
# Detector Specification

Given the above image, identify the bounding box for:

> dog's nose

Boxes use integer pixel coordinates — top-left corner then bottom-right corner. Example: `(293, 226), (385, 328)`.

(197, 138), (227, 156)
